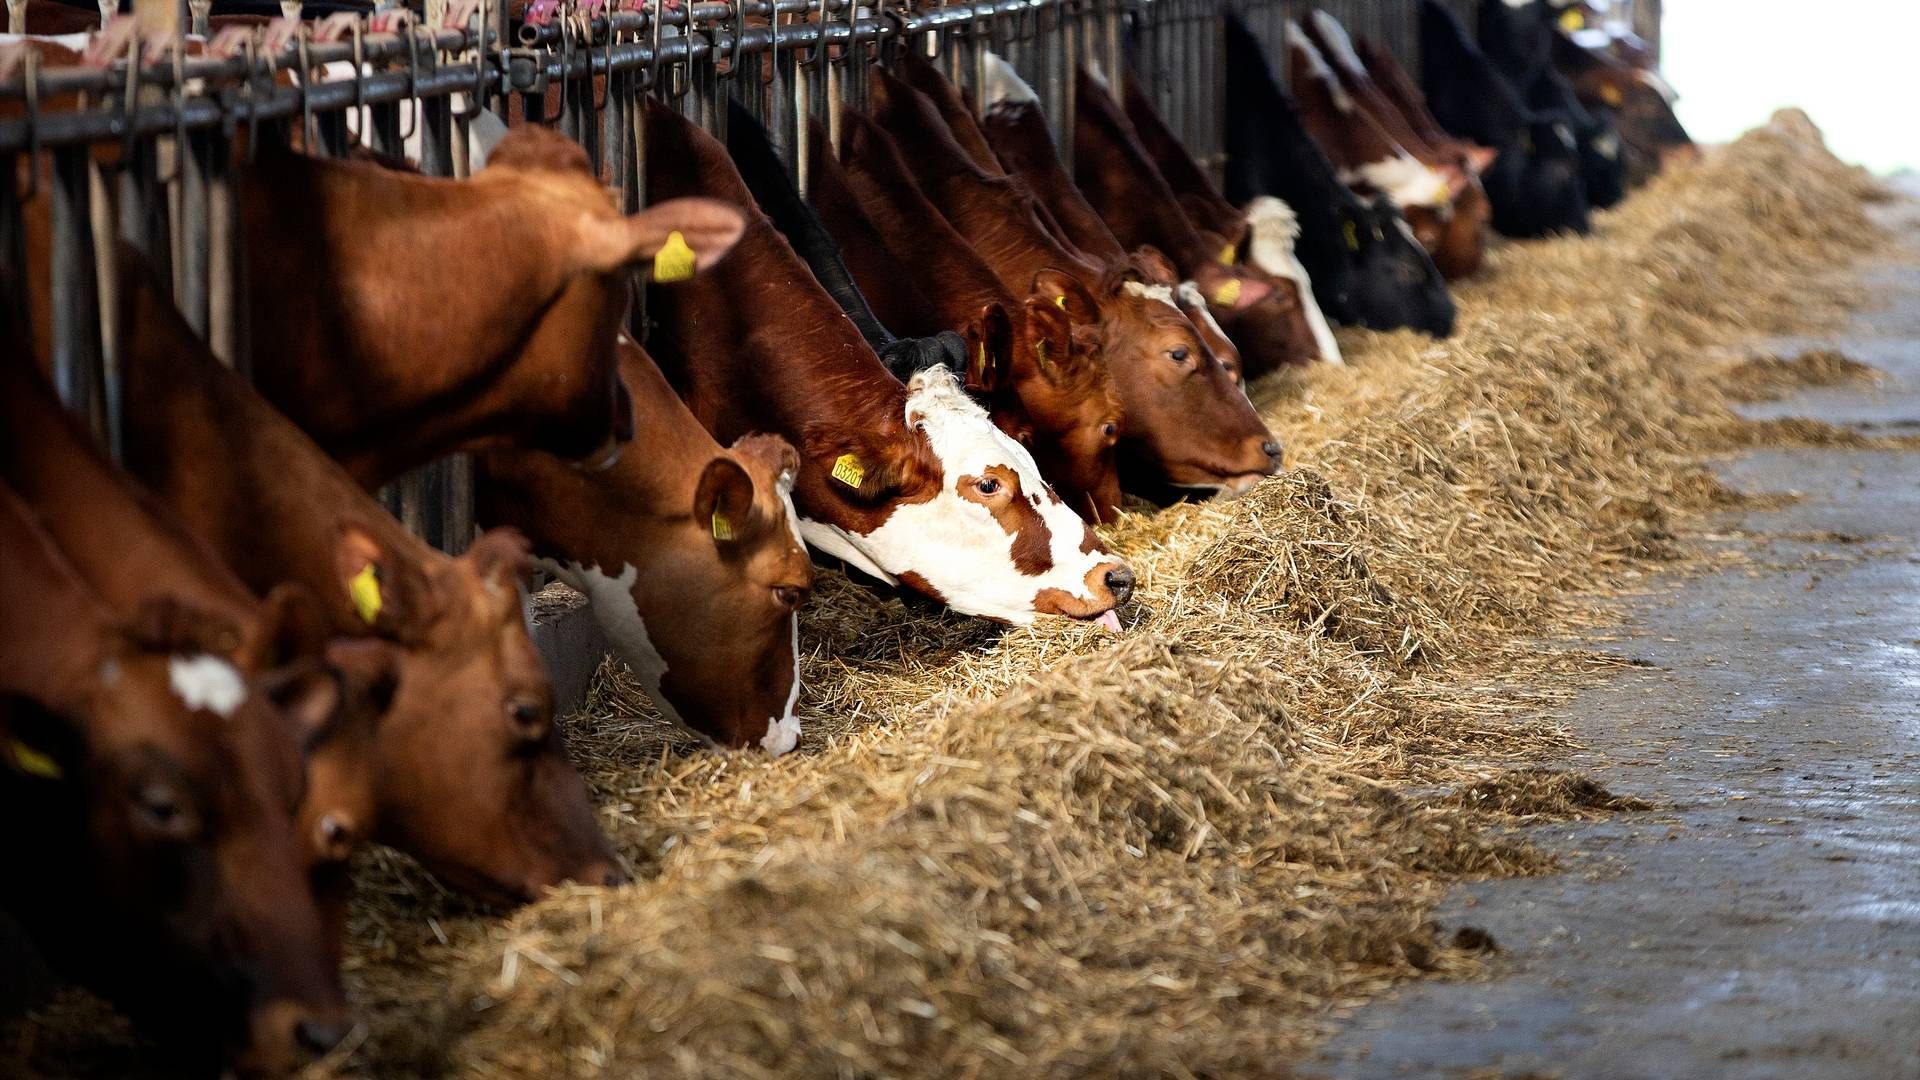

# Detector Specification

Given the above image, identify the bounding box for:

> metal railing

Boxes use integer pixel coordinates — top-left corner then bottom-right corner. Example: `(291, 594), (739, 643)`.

(0, 0), (1470, 554)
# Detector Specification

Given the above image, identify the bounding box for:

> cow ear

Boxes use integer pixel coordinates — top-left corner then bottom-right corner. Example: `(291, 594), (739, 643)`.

(578, 197), (747, 279)
(248, 583), (333, 671)
(259, 662), (343, 746)
(322, 638), (402, 734)
(1030, 269), (1099, 324)
(1464, 144), (1498, 175)
(465, 528), (533, 591)
(1128, 245), (1181, 286)
(126, 595), (247, 660)
(334, 522), (403, 631)
(1019, 293), (1074, 384)
(962, 303), (1015, 395)
(693, 456), (757, 550)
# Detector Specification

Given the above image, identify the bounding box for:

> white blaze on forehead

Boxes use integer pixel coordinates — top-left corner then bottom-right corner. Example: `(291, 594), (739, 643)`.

(543, 559), (690, 733)
(1242, 196), (1342, 366)
(1285, 23), (1352, 112)
(1343, 156), (1453, 211)
(813, 366), (1112, 625)
(982, 51), (1038, 111)
(1121, 280), (1181, 311)
(1174, 282), (1229, 341)
(168, 654), (246, 718)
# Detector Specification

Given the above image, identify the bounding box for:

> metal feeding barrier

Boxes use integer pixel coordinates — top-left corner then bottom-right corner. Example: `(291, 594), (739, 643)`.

(0, 0), (1463, 555)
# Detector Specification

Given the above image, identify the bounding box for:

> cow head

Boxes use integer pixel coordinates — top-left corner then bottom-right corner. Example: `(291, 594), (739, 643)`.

(327, 523), (621, 906)
(797, 364), (1133, 627)
(1061, 253), (1282, 496)
(1190, 240), (1328, 372)
(1344, 198), (1457, 337)
(1226, 197), (1345, 367)
(1, 583), (349, 1075)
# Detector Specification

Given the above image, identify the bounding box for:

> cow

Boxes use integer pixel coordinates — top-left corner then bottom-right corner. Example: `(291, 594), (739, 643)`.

(1419, 0), (1591, 237)
(478, 336), (815, 755)
(808, 112), (1125, 521)
(238, 125), (744, 488)
(0, 482), (352, 1076)
(1548, 21), (1696, 186)
(1221, 13), (1456, 337)
(1476, 0), (1628, 209)
(862, 70), (1282, 500)
(641, 98), (1133, 627)
(1294, 11), (1494, 279)
(0, 340), (352, 1070)
(109, 250), (626, 910)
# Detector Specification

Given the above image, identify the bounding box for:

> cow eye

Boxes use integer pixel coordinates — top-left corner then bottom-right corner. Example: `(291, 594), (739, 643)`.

(132, 780), (196, 841)
(975, 476), (1002, 497)
(1101, 422), (1118, 440)
(507, 698), (550, 741)
(1167, 346), (1190, 365)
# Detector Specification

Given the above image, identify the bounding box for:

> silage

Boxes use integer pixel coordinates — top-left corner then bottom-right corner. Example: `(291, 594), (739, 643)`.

(308, 109), (1897, 1080)
(8, 110), (1891, 1079)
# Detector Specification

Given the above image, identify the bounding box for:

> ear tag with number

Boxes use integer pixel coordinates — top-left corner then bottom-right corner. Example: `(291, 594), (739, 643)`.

(710, 511), (735, 542)
(7, 738), (62, 781)
(348, 562), (383, 626)
(654, 230), (698, 283)
(1053, 294), (1067, 311)
(831, 454), (865, 488)
(1212, 278), (1243, 307)
(1342, 219), (1360, 251)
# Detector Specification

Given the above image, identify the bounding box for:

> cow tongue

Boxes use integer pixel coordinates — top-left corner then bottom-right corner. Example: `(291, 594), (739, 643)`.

(1096, 609), (1122, 633)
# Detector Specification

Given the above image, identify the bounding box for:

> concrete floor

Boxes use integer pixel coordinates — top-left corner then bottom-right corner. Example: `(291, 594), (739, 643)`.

(1312, 246), (1920, 1074)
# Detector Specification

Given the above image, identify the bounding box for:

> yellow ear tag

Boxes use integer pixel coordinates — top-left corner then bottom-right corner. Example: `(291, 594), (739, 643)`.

(1212, 278), (1242, 307)
(1342, 219), (1360, 251)
(1558, 8), (1584, 31)
(1053, 294), (1067, 311)
(975, 340), (990, 382)
(710, 510), (735, 542)
(1599, 84), (1623, 107)
(1033, 338), (1051, 368)
(1217, 243), (1237, 266)
(7, 738), (62, 781)
(653, 230), (698, 283)
(348, 563), (383, 626)
(831, 453), (865, 488)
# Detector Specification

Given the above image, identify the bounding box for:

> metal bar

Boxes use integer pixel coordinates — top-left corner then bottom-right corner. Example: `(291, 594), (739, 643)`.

(48, 145), (104, 441)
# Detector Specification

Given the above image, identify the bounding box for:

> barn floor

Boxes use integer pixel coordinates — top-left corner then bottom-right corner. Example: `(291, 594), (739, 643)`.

(1313, 206), (1920, 1078)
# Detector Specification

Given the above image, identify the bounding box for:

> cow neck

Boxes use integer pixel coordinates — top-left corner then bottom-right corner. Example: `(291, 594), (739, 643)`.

(835, 110), (1020, 324)
(1357, 36), (1458, 153)
(982, 101), (1129, 263)
(643, 101), (908, 444)
(113, 265), (442, 642)
(1071, 71), (1216, 272)
(0, 355), (264, 641)
(0, 486), (119, 716)
(1119, 74), (1245, 240)
(239, 144), (603, 460)
(868, 83), (1100, 295)
(894, 57), (1006, 177)
(1302, 15), (1439, 161)
(804, 121), (954, 339)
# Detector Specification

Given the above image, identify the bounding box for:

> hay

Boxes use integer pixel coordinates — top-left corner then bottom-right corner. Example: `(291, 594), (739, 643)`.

(4, 112), (1901, 1079)
(1712, 348), (1881, 403)
(1435, 768), (1656, 820)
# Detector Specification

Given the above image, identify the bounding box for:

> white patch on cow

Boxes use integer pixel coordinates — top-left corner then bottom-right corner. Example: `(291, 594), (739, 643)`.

(1307, 10), (1364, 76)
(1342, 155), (1452, 211)
(542, 559), (689, 732)
(1241, 196), (1343, 366)
(982, 51), (1038, 112)
(1121, 280), (1180, 311)
(1285, 23), (1352, 112)
(167, 654), (246, 718)
(1592, 130), (1621, 161)
(0, 31), (91, 50)
(759, 615), (803, 756)
(1637, 69), (1680, 107)
(1174, 282), (1229, 341)
(1553, 122), (1577, 151)
(812, 366), (1114, 624)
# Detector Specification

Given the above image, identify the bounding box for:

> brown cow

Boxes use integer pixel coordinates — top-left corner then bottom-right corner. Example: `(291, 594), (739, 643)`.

(816, 114), (1124, 520)
(239, 125), (744, 488)
(111, 252), (624, 909)
(0, 482), (352, 1075)
(642, 98), (1132, 626)
(864, 71), (1280, 498)
(478, 337), (816, 754)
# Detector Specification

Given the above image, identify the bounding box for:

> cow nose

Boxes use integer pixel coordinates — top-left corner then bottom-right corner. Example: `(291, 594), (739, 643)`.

(1104, 565), (1136, 606)
(1261, 441), (1283, 471)
(296, 1017), (350, 1055)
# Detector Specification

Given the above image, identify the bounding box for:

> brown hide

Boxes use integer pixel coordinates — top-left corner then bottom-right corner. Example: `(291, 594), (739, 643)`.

(476, 339), (814, 752)
(238, 126), (743, 488)
(979, 88), (1130, 263)
(804, 133), (952, 339)
(113, 255), (622, 911)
